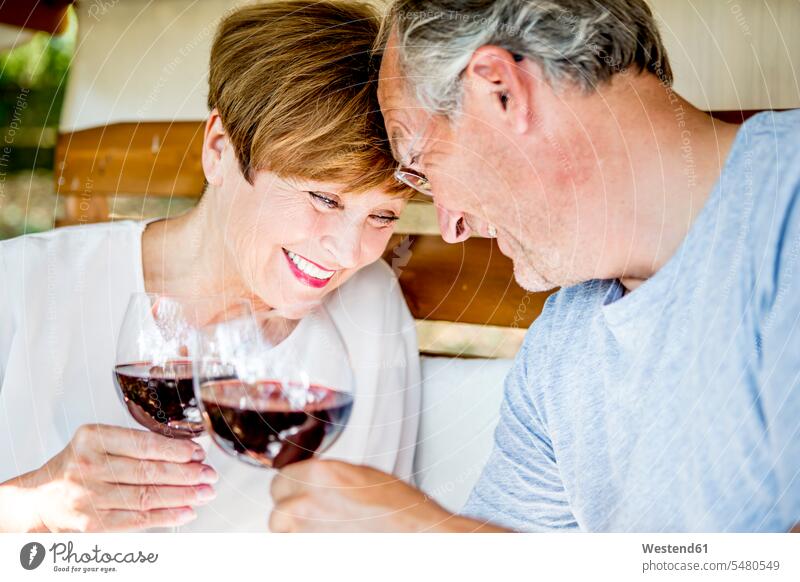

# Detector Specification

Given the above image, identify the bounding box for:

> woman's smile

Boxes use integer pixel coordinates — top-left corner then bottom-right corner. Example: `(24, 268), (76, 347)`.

(282, 248), (337, 289)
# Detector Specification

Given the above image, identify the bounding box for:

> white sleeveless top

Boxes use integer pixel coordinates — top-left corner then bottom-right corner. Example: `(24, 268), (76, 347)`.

(0, 221), (421, 531)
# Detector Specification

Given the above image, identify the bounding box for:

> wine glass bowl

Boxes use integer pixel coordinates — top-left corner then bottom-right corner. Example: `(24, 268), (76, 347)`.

(114, 359), (199, 438)
(113, 293), (252, 439)
(194, 307), (355, 469)
(199, 379), (353, 469)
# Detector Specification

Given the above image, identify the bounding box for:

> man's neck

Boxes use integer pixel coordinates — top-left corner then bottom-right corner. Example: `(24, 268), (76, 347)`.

(584, 75), (740, 292)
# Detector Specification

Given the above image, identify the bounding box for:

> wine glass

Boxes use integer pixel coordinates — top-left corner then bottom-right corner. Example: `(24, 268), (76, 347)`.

(113, 292), (251, 439)
(193, 306), (355, 469)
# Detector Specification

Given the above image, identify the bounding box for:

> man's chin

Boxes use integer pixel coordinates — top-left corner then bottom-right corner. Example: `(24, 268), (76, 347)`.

(499, 235), (561, 292)
(512, 261), (558, 293)
(495, 233), (514, 259)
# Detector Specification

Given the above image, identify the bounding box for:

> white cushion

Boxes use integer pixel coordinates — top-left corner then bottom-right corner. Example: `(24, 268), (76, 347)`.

(414, 356), (513, 512)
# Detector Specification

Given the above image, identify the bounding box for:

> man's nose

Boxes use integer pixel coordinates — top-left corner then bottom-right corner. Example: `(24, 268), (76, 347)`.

(435, 204), (472, 244)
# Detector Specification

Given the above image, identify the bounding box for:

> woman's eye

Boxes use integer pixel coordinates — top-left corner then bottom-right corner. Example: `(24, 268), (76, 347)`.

(309, 191), (339, 209)
(370, 214), (399, 227)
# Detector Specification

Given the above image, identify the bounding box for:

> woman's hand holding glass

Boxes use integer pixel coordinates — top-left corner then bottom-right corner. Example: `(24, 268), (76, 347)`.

(1, 296), (357, 532)
(0, 424), (217, 532)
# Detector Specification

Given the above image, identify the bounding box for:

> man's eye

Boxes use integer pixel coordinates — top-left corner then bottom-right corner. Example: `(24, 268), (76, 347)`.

(309, 191), (339, 209)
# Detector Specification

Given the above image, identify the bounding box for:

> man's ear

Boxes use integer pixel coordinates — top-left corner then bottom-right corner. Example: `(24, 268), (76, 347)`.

(462, 46), (533, 135)
(201, 109), (228, 186)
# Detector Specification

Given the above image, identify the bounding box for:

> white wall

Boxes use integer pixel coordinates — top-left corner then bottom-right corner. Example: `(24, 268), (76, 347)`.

(60, 0), (800, 131)
(650, 0), (800, 110)
(61, 0), (242, 131)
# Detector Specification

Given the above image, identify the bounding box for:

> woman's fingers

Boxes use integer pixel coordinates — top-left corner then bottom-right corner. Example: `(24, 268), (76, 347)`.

(95, 483), (216, 512)
(75, 424), (204, 463)
(98, 507), (198, 531)
(97, 456), (217, 486)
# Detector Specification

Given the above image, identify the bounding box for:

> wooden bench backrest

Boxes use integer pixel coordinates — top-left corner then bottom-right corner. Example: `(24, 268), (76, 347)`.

(53, 110), (767, 343)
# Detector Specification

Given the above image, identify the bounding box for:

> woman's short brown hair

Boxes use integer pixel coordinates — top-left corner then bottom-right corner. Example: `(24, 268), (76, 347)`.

(208, 0), (408, 196)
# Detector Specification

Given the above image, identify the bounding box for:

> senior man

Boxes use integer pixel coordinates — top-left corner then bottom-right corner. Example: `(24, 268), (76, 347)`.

(269, 0), (800, 532)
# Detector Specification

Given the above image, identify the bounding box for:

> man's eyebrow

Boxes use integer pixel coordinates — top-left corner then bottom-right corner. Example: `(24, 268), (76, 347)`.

(389, 128), (403, 161)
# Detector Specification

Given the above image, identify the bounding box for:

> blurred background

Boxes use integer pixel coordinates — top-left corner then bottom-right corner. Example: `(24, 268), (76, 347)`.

(0, 5), (74, 239)
(1, 0), (799, 357)
(2, 0), (799, 240)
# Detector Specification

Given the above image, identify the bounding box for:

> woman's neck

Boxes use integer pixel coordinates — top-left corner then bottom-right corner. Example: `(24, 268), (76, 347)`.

(141, 199), (243, 299)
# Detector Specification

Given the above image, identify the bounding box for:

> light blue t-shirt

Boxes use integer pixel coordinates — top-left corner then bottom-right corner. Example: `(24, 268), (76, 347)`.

(463, 110), (800, 532)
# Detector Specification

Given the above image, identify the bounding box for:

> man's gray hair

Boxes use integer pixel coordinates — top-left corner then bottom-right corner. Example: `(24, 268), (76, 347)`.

(384, 0), (673, 114)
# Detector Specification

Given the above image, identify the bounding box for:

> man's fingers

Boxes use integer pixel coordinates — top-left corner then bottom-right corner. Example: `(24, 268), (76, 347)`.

(97, 456), (217, 486)
(270, 460), (362, 502)
(77, 424), (204, 462)
(269, 462), (342, 532)
(270, 463), (312, 502)
(269, 506), (293, 532)
(269, 497), (306, 533)
(96, 483), (216, 511)
(99, 507), (197, 531)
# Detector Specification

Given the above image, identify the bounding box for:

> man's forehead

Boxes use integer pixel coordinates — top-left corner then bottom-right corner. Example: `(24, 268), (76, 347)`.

(378, 31), (412, 108)
(384, 106), (426, 160)
(378, 30), (430, 158)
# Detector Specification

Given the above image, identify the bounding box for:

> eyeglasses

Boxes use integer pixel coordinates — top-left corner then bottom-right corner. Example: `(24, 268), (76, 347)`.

(392, 52), (525, 197)
(393, 120), (433, 197)
(395, 166), (432, 196)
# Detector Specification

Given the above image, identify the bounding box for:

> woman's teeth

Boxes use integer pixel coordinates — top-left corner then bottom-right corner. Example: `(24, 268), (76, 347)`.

(287, 250), (335, 280)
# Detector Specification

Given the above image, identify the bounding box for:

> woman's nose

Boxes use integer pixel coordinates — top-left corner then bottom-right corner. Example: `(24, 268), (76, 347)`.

(436, 205), (472, 244)
(321, 221), (363, 270)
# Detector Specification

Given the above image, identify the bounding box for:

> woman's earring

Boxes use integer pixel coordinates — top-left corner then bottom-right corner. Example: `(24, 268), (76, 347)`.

(487, 225), (498, 238)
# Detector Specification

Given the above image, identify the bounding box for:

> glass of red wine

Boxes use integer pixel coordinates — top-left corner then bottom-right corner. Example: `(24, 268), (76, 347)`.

(193, 306), (355, 469)
(113, 293), (251, 439)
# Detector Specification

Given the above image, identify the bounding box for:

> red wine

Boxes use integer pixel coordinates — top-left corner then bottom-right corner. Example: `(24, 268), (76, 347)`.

(114, 360), (203, 439)
(200, 380), (353, 469)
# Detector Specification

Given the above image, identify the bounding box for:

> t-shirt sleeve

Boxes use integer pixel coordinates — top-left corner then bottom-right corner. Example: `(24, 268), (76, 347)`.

(755, 152), (800, 529)
(460, 317), (578, 532)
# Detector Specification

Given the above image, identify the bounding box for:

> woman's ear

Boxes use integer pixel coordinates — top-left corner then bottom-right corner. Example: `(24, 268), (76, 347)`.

(201, 109), (228, 187)
(462, 46), (533, 135)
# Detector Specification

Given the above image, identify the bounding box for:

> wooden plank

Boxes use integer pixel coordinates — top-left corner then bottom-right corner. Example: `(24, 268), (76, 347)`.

(396, 200), (440, 235)
(54, 112), (767, 199)
(53, 111), (767, 329)
(55, 122), (205, 197)
(61, 192), (109, 226)
(382, 234), (553, 328)
(416, 320), (526, 359)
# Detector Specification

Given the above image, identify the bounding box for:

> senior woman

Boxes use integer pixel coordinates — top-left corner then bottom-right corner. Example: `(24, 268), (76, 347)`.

(0, 1), (420, 532)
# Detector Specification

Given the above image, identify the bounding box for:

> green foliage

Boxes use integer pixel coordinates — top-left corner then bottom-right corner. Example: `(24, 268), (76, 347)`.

(1, 9), (77, 239)
(0, 9), (76, 169)
(1, 30), (72, 89)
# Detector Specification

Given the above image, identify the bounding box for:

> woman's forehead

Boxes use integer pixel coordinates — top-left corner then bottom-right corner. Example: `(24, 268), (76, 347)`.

(256, 173), (407, 204)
